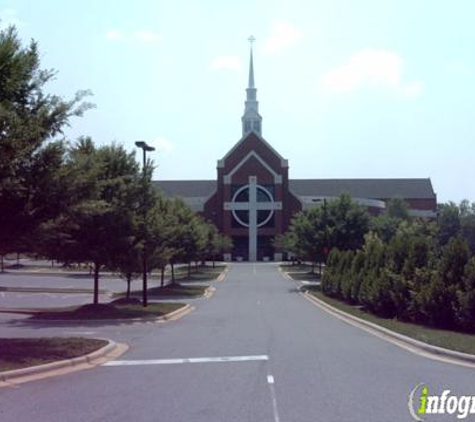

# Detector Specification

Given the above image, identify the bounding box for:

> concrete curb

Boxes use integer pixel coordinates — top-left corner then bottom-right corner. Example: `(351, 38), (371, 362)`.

(216, 266), (229, 282)
(0, 339), (128, 385)
(3, 303), (193, 325)
(277, 266), (293, 281)
(302, 290), (475, 368)
(204, 286), (216, 299)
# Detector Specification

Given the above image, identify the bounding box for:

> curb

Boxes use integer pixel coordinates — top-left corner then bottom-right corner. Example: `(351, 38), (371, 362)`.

(216, 266), (229, 282)
(302, 290), (475, 368)
(278, 266), (292, 281)
(160, 303), (194, 321)
(0, 339), (128, 385)
(204, 286), (216, 299)
(4, 303), (193, 325)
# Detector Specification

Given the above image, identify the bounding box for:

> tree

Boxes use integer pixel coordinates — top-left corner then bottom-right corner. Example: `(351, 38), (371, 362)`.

(386, 198), (410, 220)
(438, 202), (460, 245)
(284, 194), (370, 270)
(0, 26), (93, 268)
(459, 200), (475, 254)
(40, 140), (141, 304)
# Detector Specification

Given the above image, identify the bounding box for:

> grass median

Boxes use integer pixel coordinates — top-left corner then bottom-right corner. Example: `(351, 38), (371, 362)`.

(1, 301), (186, 321)
(119, 283), (209, 299)
(306, 286), (475, 356)
(0, 338), (108, 372)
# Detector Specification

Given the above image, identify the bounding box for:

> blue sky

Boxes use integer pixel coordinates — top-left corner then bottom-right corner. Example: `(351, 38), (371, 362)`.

(2, 0), (474, 203)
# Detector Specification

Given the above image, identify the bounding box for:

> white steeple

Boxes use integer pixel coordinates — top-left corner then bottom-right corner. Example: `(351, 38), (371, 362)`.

(242, 36), (262, 137)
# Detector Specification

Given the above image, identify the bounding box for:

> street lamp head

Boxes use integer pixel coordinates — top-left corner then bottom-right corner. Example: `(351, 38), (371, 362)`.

(135, 141), (155, 152)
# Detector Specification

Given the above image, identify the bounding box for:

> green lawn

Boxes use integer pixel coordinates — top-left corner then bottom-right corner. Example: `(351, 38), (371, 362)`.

(0, 286), (107, 294)
(172, 265), (226, 282)
(307, 287), (475, 356)
(280, 263), (314, 272)
(16, 302), (185, 320)
(285, 271), (321, 281)
(119, 283), (208, 299)
(0, 338), (108, 372)
(146, 283), (208, 297)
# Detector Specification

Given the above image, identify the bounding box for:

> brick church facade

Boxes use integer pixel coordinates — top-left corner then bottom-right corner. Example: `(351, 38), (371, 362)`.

(156, 44), (437, 262)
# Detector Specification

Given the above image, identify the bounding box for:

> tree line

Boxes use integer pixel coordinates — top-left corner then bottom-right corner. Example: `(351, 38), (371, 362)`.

(280, 191), (475, 332)
(0, 25), (232, 305)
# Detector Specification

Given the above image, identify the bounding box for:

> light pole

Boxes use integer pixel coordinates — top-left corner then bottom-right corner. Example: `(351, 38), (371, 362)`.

(135, 140), (155, 307)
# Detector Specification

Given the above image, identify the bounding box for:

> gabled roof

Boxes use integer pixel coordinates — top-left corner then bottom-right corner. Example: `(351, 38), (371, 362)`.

(289, 178), (436, 199)
(154, 180), (216, 198)
(220, 131), (285, 164)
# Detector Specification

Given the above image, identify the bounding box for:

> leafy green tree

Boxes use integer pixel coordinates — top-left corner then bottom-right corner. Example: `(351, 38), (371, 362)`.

(284, 194), (370, 270)
(0, 26), (92, 268)
(455, 257), (475, 331)
(215, 234), (233, 265)
(40, 140), (140, 304)
(459, 200), (475, 254)
(386, 198), (410, 220)
(438, 202), (461, 245)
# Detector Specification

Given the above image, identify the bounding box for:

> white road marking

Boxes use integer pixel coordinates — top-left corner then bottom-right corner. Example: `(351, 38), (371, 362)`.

(63, 331), (96, 335)
(253, 265), (257, 275)
(103, 355), (269, 366)
(267, 374), (281, 422)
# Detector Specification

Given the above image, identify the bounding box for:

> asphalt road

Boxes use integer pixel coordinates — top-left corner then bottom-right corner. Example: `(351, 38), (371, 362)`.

(0, 263), (474, 421)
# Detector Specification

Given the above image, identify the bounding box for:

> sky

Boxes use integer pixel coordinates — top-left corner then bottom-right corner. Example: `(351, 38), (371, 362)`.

(1, 0), (474, 203)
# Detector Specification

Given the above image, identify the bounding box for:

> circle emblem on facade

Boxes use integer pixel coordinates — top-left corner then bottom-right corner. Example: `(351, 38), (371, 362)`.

(231, 184), (274, 228)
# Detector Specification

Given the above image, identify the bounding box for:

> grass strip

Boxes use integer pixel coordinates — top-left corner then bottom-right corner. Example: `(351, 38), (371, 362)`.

(146, 283), (208, 297)
(0, 337), (108, 372)
(119, 283), (208, 299)
(24, 302), (184, 320)
(308, 287), (475, 356)
(0, 286), (106, 294)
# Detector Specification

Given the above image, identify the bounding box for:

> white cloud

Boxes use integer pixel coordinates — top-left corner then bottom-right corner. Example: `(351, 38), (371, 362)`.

(321, 49), (423, 98)
(105, 30), (122, 40)
(401, 80), (424, 99)
(133, 30), (162, 44)
(105, 29), (162, 44)
(263, 21), (303, 54)
(445, 62), (471, 76)
(153, 137), (175, 153)
(0, 8), (25, 29)
(210, 56), (242, 71)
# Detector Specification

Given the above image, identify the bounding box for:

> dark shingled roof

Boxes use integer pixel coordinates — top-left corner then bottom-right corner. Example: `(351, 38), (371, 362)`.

(154, 178), (436, 200)
(154, 180), (217, 198)
(289, 178), (435, 199)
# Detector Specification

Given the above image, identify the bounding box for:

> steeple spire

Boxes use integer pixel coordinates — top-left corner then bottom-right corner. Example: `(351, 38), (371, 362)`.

(242, 35), (262, 137)
(248, 38), (255, 88)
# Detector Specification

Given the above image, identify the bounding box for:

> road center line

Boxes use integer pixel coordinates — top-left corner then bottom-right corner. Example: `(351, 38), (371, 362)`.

(267, 374), (281, 422)
(103, 354), (269, 366)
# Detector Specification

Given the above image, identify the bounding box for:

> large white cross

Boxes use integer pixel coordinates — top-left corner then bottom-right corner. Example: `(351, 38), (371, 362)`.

(224, 176), (282, 261)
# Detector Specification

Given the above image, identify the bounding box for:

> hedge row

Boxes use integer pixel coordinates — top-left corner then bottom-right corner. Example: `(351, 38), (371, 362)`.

(322, 224), (475, 332)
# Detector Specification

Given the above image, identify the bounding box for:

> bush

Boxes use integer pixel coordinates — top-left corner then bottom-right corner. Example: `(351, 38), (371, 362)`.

(454, 257), (475, 331)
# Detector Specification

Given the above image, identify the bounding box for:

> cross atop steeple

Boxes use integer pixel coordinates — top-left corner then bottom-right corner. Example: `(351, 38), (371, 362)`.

(241, 36), (262, 137)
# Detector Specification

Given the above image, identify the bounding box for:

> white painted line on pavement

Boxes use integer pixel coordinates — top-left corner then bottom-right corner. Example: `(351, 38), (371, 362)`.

(253, 264), (257, 275)
(103, 354), (269, 366)
(63, 331), (96, 335)
(267, 374), (280, 422)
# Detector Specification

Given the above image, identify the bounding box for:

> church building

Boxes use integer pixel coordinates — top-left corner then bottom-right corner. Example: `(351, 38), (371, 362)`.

(156, 44), (437, 262)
